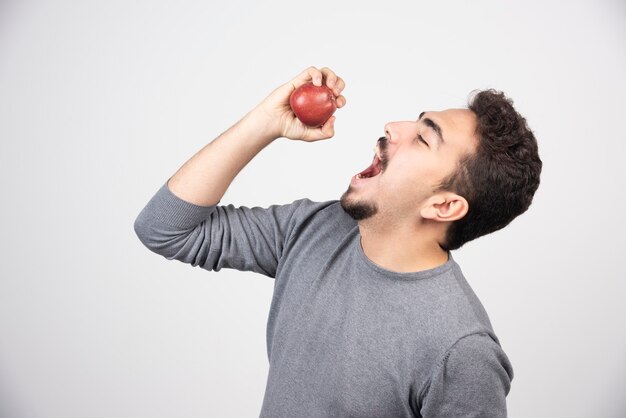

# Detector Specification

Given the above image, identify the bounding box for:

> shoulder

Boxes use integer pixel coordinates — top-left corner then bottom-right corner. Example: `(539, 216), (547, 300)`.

(418, 261), (497, 344)
(219, 198), (345, 231)
(435, 332), (513, 395)
(439, 332), (513, 379)
(283, 197), (341, 217)
(282, 198), (356, 234)
(417, 332), (514, 417)
(408, 261), (508, 381)
(242, 198), (355, 254)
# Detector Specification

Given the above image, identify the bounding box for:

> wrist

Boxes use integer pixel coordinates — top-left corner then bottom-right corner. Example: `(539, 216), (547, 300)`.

(245, 105), (282, 142)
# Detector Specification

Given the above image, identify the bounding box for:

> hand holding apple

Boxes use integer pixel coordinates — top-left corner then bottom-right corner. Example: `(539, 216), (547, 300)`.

(289, 82), (337, 128)
(252, 66), (346, 142)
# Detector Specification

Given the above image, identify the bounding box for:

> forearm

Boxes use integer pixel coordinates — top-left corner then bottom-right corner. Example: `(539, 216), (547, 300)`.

(167, 107), (278, 207)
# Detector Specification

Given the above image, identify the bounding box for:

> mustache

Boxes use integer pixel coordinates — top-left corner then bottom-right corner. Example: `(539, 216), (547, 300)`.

(377, 136), (388, 170)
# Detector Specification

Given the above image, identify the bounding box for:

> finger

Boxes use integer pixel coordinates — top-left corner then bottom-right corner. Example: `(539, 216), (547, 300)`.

(292, 66), (322, 88)
(335, 95), (346, 109)
(333, 78), (346, 96)
(307, 66), (323, 86)
(320, 67), (338, 90)
(318, 115), (336, 138)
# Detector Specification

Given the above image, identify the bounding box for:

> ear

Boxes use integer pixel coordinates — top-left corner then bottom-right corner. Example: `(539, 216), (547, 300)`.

(420, 193), (469, 222)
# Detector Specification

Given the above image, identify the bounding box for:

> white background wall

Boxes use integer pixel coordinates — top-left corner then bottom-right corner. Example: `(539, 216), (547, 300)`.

(1, 0), (625, 417)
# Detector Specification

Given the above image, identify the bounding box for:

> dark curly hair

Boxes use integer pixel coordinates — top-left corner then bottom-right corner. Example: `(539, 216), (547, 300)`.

(436, 89), (542, 251)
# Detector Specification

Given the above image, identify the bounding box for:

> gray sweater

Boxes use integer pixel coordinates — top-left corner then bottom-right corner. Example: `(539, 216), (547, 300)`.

(134, 182), (513, 417)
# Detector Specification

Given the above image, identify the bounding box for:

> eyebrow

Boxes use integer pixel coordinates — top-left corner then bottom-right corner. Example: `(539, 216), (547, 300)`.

(418, 111), (445, 145)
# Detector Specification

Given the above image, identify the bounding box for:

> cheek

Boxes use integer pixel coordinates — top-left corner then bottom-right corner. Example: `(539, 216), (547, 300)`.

(386, 156), (441, 188)
(380, 165), (433, 200)
(383, 163), (453, 209)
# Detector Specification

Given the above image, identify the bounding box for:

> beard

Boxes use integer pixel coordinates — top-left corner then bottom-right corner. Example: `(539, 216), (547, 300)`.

(340, 136), (387, 221)
(339, 186), (378, 221)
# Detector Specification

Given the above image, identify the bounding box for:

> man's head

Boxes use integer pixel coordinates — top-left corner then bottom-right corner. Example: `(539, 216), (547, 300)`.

(340, 89), (542, 251)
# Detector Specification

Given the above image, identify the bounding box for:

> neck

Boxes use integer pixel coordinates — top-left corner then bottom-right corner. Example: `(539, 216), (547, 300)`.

(357, 220), (449, 273)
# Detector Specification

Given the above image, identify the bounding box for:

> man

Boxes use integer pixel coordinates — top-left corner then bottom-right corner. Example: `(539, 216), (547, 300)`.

(134, 66), (542, 417)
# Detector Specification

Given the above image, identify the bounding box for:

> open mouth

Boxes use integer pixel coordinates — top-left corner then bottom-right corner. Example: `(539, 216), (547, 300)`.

(356, 155), (383, 179)
(356, 150), (383, 179)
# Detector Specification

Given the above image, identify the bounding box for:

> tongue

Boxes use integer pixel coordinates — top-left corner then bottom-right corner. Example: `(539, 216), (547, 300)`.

(358, 156), (382, 178)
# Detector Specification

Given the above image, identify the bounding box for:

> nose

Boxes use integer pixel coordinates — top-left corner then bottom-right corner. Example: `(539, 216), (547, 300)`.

(384, 122), (394, 142)
(384, 121), (414, 144)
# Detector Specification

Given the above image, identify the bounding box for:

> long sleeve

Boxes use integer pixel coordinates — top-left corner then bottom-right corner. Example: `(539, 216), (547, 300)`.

(418, 332), (514, 418)
(133, 181), (331, 278)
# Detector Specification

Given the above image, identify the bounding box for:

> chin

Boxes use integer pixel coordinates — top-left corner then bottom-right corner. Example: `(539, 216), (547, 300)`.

(340, 188), (378, 221)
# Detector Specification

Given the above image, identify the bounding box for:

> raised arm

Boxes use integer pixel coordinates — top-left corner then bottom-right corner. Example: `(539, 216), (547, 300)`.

(134, 67), (346, 277)
(167, 66), (346, 207)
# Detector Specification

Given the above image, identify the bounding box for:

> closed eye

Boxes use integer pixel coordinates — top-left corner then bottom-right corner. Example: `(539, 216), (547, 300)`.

(416, 134), (429, 147)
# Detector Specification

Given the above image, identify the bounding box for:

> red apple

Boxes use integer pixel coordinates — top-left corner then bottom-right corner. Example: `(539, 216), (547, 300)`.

(289, 82), (337, 128)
